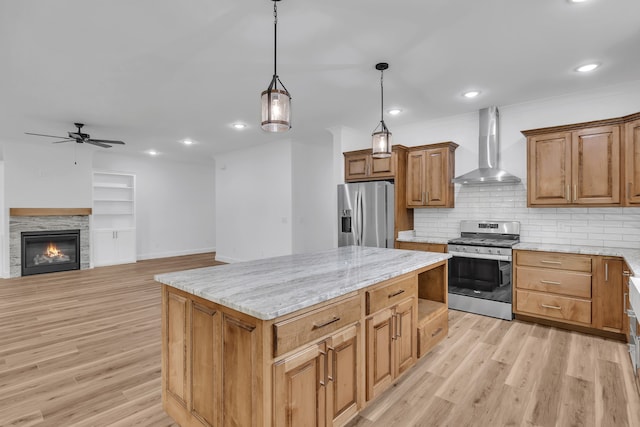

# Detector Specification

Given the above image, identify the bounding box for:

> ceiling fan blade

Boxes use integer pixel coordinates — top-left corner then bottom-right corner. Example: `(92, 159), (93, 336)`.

(52, 139), (74, 144)
(86, 140), (112, 148)
(25, 132), (68, 138)
(89, 139), (125, 145)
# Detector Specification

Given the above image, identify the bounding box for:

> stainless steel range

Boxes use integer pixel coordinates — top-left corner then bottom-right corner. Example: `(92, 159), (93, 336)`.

(447, 220), (520, 320)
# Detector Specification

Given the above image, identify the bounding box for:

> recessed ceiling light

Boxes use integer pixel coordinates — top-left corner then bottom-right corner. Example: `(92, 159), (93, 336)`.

(388, 108), (403, 116)
(463, 90), (481, 98)
(569, 0), (588, 3)
(182, 139), (193, 145)
(233, 123), (247, 130)
(576, 63), (599, 73)
(147, 150), (158, 156)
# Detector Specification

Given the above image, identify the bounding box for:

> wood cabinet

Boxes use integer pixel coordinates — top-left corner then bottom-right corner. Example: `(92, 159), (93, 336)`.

(625, 116), (640, 205)
(525, 126), (621, 206)
(344, 146), (406, 182)
(343, 145), (413, 241)
(514, 250), (628, 340)
(395, 241), (447, 253)
(273, 324), (359, 427)
(162, 288), (258, 427)
(365, 275), (417, 401)
(406, 142), (458, 208)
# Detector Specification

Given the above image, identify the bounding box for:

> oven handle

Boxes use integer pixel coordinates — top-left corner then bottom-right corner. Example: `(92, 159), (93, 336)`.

(448, 251), (512, 262)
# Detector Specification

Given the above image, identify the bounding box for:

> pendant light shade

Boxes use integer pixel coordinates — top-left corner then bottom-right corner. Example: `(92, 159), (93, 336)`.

(372, 63), (392, 158)
(261, 0), (291, 132)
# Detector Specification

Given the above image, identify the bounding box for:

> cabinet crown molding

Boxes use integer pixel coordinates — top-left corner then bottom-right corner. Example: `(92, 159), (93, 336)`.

(521, 111), (640, 137)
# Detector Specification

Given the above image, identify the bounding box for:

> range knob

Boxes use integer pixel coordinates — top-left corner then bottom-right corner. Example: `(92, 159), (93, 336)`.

(474, 247), (479, 253)
(487, 249), (493, 254)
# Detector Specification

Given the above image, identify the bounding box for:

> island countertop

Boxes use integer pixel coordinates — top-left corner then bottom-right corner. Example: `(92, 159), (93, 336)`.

(154, 246), (450, 320)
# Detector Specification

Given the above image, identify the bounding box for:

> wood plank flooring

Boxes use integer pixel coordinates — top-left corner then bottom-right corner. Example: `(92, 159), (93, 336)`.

(0, 253), (221, 427)
(1, 253), (639, 426)
(348, 310), (640, 427)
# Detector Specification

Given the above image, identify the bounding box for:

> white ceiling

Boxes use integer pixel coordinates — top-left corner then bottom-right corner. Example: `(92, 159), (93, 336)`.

(1, 0), (639, 164)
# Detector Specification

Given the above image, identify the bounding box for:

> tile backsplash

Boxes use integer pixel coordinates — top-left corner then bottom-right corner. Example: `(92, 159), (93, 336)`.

(413, 183), (640, 249)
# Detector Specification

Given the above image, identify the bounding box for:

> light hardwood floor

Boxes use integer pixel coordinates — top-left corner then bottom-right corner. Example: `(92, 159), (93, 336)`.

(1, 253), (638, 426)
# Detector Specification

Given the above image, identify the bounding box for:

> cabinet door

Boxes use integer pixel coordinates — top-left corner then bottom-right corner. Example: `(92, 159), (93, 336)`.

(273, 343), (326, 427)
(406, 151), (426, 207)
(345, 153), (370, 181)
(327, 325), (359, 426)
(369, 154), (395, 179)
(527, 132), (572, 205)
(394, 297), (416, 376)
(626, 118), (640, 204)
(366, 307), (394, 401)
(572, 126), (621, 205)
(424, 147), (448, 206)
(114, 229), (136, 264)
(596, 258), (624, 332)
(93, 230), (117, 266)
(191, 303), (221, 426)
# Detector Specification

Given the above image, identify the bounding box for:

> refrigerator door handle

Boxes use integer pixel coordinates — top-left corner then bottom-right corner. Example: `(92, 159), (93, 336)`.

(359, 190), (364, 245)
(353, 191), (360, 246)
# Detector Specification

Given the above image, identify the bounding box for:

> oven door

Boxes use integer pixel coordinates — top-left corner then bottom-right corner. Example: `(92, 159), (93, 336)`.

(448, 253), (512, 303)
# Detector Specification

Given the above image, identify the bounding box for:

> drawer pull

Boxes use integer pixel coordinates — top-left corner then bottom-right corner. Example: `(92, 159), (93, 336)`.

(540, 260), (561, 265)
(312, 316), (341, 330)
(540, 280), (561, 285)
(388, 289), (406, 298)
(540, 303), (562, 310)
(431, 327), (443, 337)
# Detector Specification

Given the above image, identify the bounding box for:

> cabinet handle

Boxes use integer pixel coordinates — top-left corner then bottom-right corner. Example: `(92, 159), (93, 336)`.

(319, 349), (326, 387)
(388, 289), (405, 298)
(425, 191), (429, 204)
(395, 313), (402, 338)
(327, 347), (334, 382)
(566, 185), (570, 202)
(624, 292), (628, 313)
(605, 262), (609, 282)
(623, 270), (631, 277)
(312, 316), (340, 330)
(540, 260), (561, 265)
(573, 185), (577, 202)
(431, 327), (443, 337)
(540, 303), (562, 310)
(540, 280), (561, 285)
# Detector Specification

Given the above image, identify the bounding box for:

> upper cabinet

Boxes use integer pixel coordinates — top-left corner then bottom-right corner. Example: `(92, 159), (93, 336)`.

(523, 112), (640, 207)
(625, 116), (640, 205)
(406, 142), (458, 208)
(344, 145), (407, 182)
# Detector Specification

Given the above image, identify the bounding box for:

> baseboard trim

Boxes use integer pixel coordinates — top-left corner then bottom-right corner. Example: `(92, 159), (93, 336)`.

(137, 247), (216, 261)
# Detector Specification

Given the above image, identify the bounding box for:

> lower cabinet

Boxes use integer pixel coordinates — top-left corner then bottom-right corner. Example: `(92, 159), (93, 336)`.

(273, 324), (359, 427)
(92, 229), (136, 266)
(514, 250), (628, 338)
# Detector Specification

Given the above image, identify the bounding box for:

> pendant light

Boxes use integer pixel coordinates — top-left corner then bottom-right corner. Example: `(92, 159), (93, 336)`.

(261, 0), (291, 132)
(372, 62), (392, 158)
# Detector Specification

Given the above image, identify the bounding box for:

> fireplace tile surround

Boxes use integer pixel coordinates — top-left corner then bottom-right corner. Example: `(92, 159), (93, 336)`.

(9, 209), (90, 278)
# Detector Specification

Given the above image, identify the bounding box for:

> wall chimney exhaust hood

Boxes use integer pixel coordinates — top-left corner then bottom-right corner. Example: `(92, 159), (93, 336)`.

(452, 106), (521, 184)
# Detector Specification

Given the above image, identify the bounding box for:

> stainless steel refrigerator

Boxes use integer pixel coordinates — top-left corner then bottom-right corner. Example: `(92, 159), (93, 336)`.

(338, 181), (394, 248)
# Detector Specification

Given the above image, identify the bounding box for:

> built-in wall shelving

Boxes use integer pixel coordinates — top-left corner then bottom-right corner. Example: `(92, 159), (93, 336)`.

(92, 171), (136, 266)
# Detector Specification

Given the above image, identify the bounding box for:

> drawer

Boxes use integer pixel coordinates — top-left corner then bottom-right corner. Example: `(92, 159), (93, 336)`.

(366, 275), (417, 315)
(417, 309), (447, 358)
(516, 251), (591, 273)
(515, 290), (591, 325)
(515, 266), (591, 298)
(273, 295), (361, 357)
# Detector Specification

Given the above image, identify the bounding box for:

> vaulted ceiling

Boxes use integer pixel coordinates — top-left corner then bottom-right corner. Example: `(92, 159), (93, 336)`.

(2, 0), (639, 163)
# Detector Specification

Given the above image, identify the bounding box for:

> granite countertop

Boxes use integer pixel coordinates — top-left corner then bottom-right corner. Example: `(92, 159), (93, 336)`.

(396, 236), (450, 245)
(154, 246), (450, 321)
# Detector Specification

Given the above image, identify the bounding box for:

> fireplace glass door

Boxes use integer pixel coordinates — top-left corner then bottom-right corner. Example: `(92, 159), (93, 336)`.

(21, 230), (80, 276)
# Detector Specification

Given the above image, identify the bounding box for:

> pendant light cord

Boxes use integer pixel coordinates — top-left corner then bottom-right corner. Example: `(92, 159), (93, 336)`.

(380, 69), (384, 123)
(273, 2), (278, 79)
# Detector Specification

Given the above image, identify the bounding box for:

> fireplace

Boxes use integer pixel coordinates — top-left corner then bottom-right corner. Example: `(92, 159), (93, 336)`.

(21, 230), (81, 276)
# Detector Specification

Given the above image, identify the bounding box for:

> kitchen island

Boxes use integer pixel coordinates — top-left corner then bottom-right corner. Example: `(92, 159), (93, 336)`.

(155, 246), (450, 427)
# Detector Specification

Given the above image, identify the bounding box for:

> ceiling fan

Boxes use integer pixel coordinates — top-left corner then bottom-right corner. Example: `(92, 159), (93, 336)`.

(25, 123), (125, 148)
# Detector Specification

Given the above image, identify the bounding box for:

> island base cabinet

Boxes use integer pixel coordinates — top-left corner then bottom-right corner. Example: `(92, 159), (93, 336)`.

(162, 286), (261, 427)
(273, 324), (359, 427)
(366, 297), (416, 401)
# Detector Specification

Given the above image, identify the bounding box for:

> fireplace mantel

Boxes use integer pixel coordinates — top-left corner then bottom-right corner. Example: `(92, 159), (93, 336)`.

(9, 208), (92, 217)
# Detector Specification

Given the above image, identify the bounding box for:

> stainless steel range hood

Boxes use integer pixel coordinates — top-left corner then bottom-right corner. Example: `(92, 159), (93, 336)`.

(452, 106), (521, 184)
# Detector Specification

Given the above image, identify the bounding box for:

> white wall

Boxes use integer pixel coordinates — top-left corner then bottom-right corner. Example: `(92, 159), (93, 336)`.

(215, 140), (293, 262)
(292, 139), (334, 254)
(3, 141), (93, 208)
(92, 152), (215, 260)
(0, 161), (5, 277)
